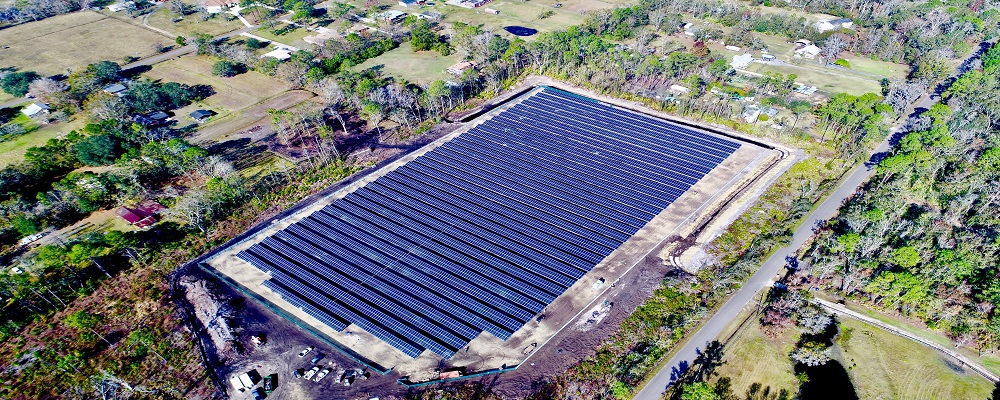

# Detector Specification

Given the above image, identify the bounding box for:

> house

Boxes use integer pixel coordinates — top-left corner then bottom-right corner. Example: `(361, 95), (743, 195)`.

(794, 44), (821, 59)
(417, 11), (442, 19)
(107, 1), (134, 12)
(399, 0), (422, 6)
(447, 61), (476, 75)
(730, 53), (753, 69)
(116, 200), (165, 229)
(103, 83), (127, 96)
(202, 0), (238, 13)
(742, 104), (761, 122)
(304, 28), (338, 46)
(262, 47), (293, 60)
(21, 103), (50, 117)
(376, 10), (407, 23)
(134, 111), (169, 126)
(815, 17), (853, 33)
(190, 109), (215, 123)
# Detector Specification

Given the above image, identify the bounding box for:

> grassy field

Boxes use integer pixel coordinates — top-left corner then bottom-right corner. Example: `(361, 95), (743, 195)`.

(0, 11), (172, 76)
(713, 314), (801, 397)
(838, 318), (994, 399)
(251, 24), (314, 49)
(354, 42), (460, 84)
(712, 312), (995, 399)
(0, 118), (85, 167)
(142, 55), (298, 143)
(750, 62), (882, 96)
(146, 6), (245, 37)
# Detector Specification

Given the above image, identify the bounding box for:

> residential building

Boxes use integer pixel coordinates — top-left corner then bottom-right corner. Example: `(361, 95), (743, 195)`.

(815, 17), (853, 33)
(190, 109), (215, 123)
(447, 61), (476, 75)
(794, 44), (822, 59)
(730, 53), (753, 69)
(203, 0), (239, 13)
(21, 103), (49, 117)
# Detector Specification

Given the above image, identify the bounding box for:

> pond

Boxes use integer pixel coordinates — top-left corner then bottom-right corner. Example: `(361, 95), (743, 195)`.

(794, 360), (859, 400)
(504, 26), (538, 36)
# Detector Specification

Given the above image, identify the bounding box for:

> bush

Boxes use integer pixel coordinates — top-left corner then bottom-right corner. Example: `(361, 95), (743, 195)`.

(212, 60), (241, 77)
(833, 58), (851, 68)
(245, 37), (266, 50)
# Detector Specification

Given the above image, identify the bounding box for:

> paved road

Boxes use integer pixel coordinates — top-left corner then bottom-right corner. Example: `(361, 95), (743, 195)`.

(634, 40), (994, 400)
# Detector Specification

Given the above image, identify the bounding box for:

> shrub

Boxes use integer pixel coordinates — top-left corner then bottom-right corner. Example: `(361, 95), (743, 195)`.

(212, 60), (241, 77)
(833, 58), (851, 68)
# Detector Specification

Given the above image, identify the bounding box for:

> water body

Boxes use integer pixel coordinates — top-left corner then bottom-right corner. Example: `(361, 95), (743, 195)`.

(504, 26), (538, 36)
(794, 361), (859, 400)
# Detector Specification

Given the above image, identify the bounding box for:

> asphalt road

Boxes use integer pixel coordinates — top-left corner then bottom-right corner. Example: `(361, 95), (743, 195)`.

(633, 40), (994, 400)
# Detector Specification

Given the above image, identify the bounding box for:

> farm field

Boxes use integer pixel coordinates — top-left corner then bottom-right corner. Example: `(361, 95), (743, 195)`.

(749, 62), (882, 96)
(0, 11), (171, 76)
(354, 42), (460, 85)
(713, 312), (994, 399)
(0, 117), (85, 167)
(145, 6), (245, 37)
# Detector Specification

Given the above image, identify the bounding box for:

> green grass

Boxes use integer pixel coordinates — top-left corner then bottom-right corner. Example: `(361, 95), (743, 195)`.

(839, 318), (994, 399)
(749, 62), (882, 96)
(354, 42), (461, 85)
(251, 24), (314, 49)
(713, 315), (801, 397)
(146, 6), (245, 37)
(712, 312), (995, 400)
(0, 117), (84, 167)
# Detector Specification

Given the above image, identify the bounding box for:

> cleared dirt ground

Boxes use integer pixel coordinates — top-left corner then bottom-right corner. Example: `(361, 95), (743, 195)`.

(0, 11), (171, 75)
(199, 82), (792, 392)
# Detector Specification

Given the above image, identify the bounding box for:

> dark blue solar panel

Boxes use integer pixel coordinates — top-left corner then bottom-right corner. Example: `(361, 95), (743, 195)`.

(238, 87), (740, 359)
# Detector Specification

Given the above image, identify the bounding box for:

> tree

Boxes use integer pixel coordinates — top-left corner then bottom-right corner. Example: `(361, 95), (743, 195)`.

(83, 92), (129, 122)
(65, 310), (111, 345)
(1, 70), (40, 97)
(27, 77), (68, 102)
(212, 60), (241, 77)
(73, 135), (120, 166)
(167, 188), (217, 234)
(410, 19), (444, 52)
(680, 382), (721, 400)
(790, 341), (831, 366)
(691, 41), (709, 57)
(176, 36), (187, 46)
(796, 307), (833, 335)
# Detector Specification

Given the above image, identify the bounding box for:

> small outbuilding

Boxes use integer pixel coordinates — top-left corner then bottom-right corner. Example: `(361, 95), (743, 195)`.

(116, 200), (165, 229)
(103, 83), (127, 96)
(21, 103), (50, 117)
(447, 61), (476, 75)
(794, 44), (821, 59)
(190, 109), (215, 123)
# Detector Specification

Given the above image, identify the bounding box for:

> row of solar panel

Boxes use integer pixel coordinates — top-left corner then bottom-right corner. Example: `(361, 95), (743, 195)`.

(530, 89), (741, 157)
(240, 87), (741, 359)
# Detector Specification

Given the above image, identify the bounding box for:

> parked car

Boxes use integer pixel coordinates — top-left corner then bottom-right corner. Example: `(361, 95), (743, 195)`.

(251, 387), (266, 400)
(263, 374), (276, 393)
(293, 369), (304, 379)
(310, 353), (325, 364)
(303, 366), (320, 380)
(314, 368), (331, 382)
(297, 346), (314, 357)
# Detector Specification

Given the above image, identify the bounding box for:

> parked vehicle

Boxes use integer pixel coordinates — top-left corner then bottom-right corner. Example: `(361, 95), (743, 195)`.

(303, 366), (320, 380)
(297, 346), (314, 357)
(263, 374), (276, 393)
(310, 353), (325, 364)
(293, 369), (304, 379)
(314, 368), (331, 382)
(251, 387), (266, 400)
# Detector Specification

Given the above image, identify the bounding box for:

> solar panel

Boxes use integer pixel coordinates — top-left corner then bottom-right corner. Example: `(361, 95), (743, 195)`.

(237, 87), (740, 359)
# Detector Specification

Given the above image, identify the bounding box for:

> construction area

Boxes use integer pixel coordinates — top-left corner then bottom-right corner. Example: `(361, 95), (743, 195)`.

(189, 82), (795, 396)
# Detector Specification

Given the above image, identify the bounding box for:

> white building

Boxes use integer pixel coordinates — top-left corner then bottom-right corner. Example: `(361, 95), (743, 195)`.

(202, 0), (239, 14)
(21, 103), (50, 117)
(106, 1), (134, 12)
(815, 18), (853, 33)
(730, 53), (753, 69)
(794, 44), (822, 59)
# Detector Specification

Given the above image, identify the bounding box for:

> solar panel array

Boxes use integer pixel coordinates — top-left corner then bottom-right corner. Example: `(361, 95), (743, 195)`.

(238, 87), (741, 359)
